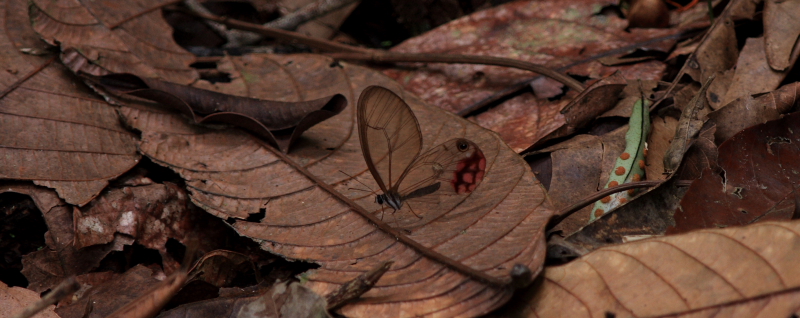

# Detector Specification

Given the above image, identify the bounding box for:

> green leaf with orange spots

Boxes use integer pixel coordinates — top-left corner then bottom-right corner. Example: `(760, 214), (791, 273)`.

(590, 98), (651, 222)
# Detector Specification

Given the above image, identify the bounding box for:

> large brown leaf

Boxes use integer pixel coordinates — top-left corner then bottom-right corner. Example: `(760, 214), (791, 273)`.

(0, 0), (140, 205)
(496, 220), (800, 317)
(29, 0), (198, 84)
(124, 53), (552, 317)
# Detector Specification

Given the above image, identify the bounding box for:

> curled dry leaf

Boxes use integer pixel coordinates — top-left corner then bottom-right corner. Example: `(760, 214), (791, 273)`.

(80, 73), (347, 152)
(528, 72), (628, 151)
(707, 81), (800, 144)
(717, 37), (799, 107)
(669, 111), (800, 234)
(496, 220), (800, 317)
(127, 53), (552, 317)
(29, 0), (198, 84)
(0, 0), (140, 205)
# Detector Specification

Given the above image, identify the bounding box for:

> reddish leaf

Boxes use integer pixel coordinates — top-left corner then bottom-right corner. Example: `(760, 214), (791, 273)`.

(81, 72), (347, 152)
(669, 111), (800, 234)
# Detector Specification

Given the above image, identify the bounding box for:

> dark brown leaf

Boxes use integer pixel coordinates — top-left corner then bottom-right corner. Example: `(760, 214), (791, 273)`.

(80, 72), (347, 152)
(669, 111), (800, 234)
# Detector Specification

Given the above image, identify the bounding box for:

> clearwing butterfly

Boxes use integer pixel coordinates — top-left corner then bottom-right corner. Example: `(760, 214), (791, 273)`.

(357, 86), (486, 227)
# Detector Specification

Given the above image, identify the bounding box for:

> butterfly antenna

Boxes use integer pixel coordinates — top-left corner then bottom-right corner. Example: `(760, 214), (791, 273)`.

(339, 170), (376, 193)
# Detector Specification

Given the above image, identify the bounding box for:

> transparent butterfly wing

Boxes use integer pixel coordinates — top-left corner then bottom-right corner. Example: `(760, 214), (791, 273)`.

(398, 137), (485, 194)
(393, 138), (486, 225)
(357, 86), (423, 193)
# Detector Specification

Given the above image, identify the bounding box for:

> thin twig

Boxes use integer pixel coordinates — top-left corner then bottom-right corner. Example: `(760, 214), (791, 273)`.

(12, 277), (79, 318)
(546, 180), (662, 231)
(187, 10), (583, 92)
(183, 0), (261, 47)
(266, 0), (360, 31)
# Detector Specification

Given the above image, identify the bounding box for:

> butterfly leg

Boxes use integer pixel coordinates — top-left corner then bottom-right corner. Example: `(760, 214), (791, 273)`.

(405, 202), (423, 219)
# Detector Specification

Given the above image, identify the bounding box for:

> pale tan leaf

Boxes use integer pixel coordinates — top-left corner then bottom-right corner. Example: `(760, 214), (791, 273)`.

(498, 220), (800, 317)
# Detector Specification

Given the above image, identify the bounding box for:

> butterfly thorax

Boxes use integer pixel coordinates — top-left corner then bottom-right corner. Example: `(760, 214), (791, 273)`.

(375, 191), (404, 211)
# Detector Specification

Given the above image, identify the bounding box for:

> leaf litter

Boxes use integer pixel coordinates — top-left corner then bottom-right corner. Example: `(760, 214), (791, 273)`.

(2, 0), (800, 317)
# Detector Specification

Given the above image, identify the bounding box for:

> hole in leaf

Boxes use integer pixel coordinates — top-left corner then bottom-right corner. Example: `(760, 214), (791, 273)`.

(247, 208), (266, 222)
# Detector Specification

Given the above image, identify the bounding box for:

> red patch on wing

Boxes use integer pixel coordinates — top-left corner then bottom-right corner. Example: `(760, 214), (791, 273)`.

(452, 148), (486, 194)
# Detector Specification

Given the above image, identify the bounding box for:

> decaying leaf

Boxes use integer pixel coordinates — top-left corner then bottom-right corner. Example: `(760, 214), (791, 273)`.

(669, 111), (800, 234)
(157, 281), (331, 318)
(80, 72), (347, 152)
(3, 183), (128, 293)
(55, 265), (164, 318)
(0, 0), (140, 205)
(498, 220), (800, 317)
(129, 54), (552, 317)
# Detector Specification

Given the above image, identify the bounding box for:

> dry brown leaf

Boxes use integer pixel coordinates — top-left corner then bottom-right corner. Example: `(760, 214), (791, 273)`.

(29, 0), (198, 84)
(720, 37), (797, 106)
(764, 0), (800, 71)
(533, 127), (628, 235)
(0, 281), (60, 318)
(124, 53), (552, 317)
(0, 0), (140, 205)
(496, 220), (800, 317)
